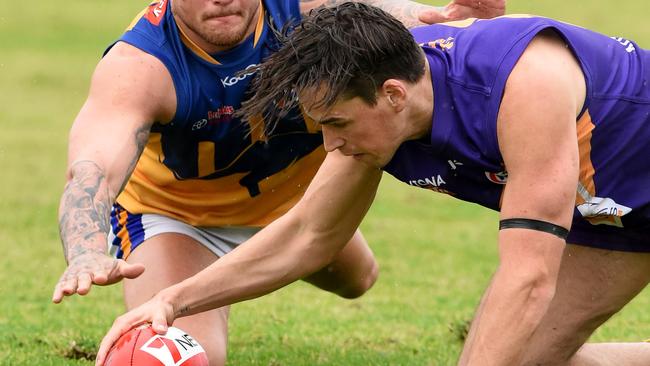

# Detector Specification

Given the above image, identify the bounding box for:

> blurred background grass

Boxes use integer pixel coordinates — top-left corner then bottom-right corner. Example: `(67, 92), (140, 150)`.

(0, 0), (648, 364)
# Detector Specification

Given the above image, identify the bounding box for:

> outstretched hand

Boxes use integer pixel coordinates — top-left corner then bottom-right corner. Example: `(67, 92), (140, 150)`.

(52, 251), (145, 303)
(95, 294), (175, 366)
(445, 0), (505, 20)
(418, 0), (506, 24)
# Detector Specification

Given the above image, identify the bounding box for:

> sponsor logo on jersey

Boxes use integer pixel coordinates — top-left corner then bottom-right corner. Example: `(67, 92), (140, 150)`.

(576, 196), (631, 227)
(192, 119), (208, 131)
(221, 64), (258, 87)
(140, 327), (205, 366)
(447, 159), (463, 170)
(408, 175), (446, 188)
(208, 106), (235, 124)
(407, 175), (454, 195)
(485, 170), (508, 184)
(610, 36), (636, 53)
(192, 106), (235, 130)
(421, 37), (455, 51)
(145, 0), (167, 26)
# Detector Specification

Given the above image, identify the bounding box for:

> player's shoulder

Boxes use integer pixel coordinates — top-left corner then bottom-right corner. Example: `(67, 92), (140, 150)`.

(100, 41), (170, 83)
(92, 41), (176, 122)
(512, 29), (583, 82)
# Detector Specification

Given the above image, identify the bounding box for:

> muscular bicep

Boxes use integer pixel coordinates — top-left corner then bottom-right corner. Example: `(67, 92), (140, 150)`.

(66, 42), (175, 198)
(498, 33), (585, 228)
(492, 33), (586, 281)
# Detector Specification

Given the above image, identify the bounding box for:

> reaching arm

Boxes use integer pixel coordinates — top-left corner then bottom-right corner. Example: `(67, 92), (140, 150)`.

(172, 152), (382, 313)
(458, 32), (586, 365)
(52, 42), (176, 303)
(299, 0), (506, 28)
(95, 151), (382, 365)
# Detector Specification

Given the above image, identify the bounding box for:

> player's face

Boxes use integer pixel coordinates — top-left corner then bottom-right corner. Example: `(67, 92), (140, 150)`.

(173, 0), (261, 53)
(302, 92), (408, 168)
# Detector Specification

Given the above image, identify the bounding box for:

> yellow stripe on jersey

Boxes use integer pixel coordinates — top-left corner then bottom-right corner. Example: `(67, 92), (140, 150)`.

(495, 14), (536, 19)
(177, 24), (221, 65)
(197, 141), (216, 177)
(116, 209), (133, 258)
(440, 18), (478, 28)
(576, 110), (596, 206)
(178, 1), (266, 65)
(126, 7), (149, 31)
(440, 14), (535, 29)
(116, 132), (326, 227)
(252, 0), (265, 48)
(575, 110), (630, 227)
(440, 13), (587, 36)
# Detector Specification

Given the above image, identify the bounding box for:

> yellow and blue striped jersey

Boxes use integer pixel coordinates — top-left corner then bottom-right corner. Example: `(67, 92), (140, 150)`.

(109, 0), (324, 226)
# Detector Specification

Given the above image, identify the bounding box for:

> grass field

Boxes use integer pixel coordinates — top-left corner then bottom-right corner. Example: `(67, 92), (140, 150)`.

(1, 0), (648, 365)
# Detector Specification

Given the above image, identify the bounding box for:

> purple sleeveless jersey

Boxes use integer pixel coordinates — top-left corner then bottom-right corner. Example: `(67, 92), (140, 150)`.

(384, 16), (650, 251)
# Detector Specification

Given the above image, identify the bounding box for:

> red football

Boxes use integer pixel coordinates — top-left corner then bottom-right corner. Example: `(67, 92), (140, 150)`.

(105, 324), (209, 366)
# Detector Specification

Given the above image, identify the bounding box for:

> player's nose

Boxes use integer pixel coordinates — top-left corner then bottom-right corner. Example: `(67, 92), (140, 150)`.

(322, 127), (345, 152)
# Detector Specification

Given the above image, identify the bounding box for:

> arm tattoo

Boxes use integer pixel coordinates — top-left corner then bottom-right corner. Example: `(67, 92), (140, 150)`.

(300, 0), (438, 29)
(59, 160), (111, 262)
(59, 124), (150, 262)
(177, 304), (191, 316)
(118, 124), (150, 193)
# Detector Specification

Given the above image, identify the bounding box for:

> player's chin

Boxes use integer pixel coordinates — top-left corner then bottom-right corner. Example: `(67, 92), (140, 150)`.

(201, 27), (247, 48)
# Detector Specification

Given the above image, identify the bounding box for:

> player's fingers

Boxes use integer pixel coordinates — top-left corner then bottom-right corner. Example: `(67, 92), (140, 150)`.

(76, 273), (93, 296)
(98, 260), (145, 285)
(58, 278), (79, 298)
(93, 269), (109, 285)
(447, 0), (479, 7)
(52, 282), (66, 303)
(96, 329), (119, 366)
(119, 261), (146, 279)
(96, 317), (141, 366)
(96, 329), (120, 366)
(440, 4), (470, 21)
(151, 311), (169, 334)
(418, 9), (449, 25)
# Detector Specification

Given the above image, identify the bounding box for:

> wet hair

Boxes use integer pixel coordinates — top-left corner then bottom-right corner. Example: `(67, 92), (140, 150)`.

(238, 2), (426, 130)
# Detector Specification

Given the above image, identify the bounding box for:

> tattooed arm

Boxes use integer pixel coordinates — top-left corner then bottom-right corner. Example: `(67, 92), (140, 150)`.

(52, 41), (176, 303)
(299, 0), (506, 28)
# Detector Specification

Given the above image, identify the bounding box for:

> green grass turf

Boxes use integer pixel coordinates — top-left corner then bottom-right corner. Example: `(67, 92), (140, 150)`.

(0, 0), (648, 364)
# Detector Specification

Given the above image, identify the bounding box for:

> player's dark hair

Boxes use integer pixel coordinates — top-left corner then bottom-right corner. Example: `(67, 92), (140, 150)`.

(239, 2), (426, 130)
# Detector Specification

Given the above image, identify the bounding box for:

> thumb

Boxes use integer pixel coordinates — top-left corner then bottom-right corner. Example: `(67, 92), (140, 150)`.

(418, 8), (450, 25)
(118, 261), (146, 279)
(152, 315), (169, 335)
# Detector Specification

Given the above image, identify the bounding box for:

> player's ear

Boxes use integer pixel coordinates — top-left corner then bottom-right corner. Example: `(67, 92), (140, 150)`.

(381, 79), (407, 112)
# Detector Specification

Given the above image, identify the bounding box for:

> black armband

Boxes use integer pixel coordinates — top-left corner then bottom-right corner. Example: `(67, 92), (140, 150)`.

(499, 218), (569, 240)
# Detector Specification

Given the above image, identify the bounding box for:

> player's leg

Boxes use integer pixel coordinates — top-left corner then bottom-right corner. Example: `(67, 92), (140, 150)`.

(521, 244), (650, 366)
(123, 233), (229, 366)
(302, 229), (379, 299)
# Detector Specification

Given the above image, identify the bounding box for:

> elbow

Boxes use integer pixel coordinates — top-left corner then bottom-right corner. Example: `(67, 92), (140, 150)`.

(338, 258), (379, 299)
(299, 230), (379, 299)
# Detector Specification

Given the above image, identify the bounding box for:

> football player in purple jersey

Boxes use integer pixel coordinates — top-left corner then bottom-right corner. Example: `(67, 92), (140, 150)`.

(98, 3), (650, 365)
(50, 0), (506, 365)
